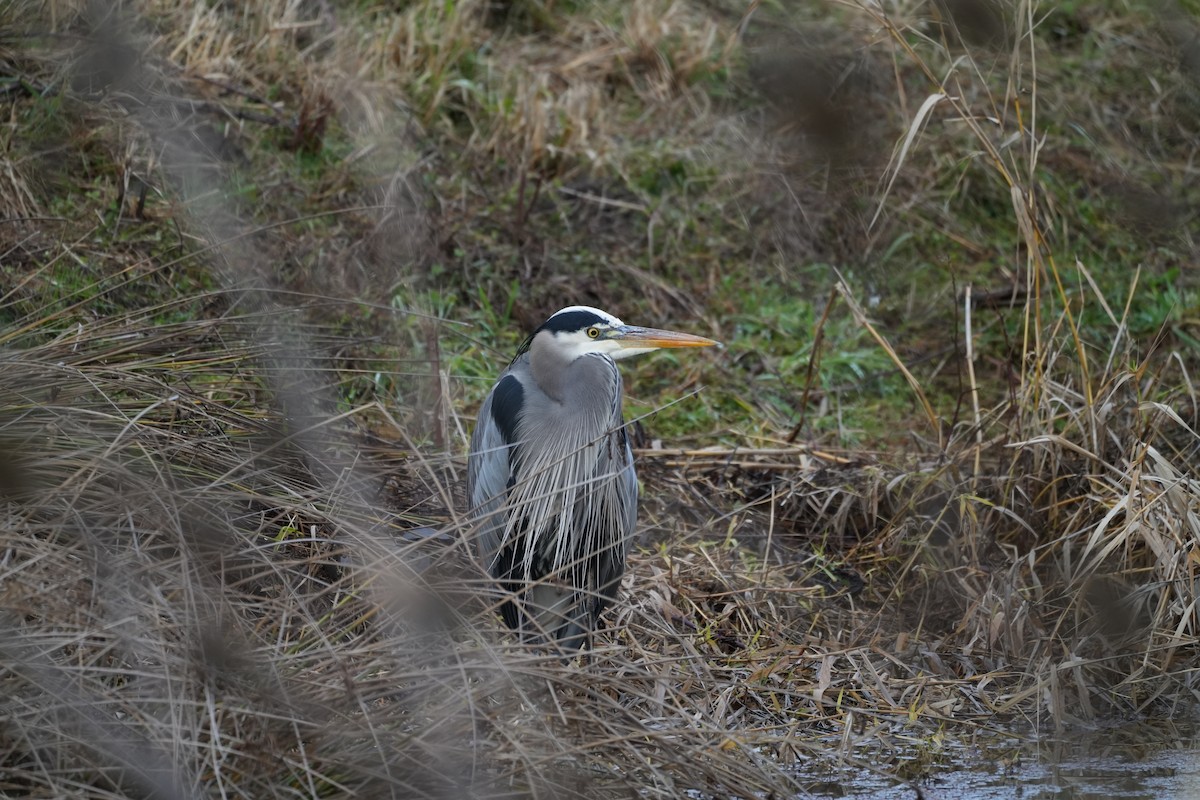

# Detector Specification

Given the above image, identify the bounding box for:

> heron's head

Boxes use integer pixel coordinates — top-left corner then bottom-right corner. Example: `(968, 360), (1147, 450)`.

(531, 305), (719, 362)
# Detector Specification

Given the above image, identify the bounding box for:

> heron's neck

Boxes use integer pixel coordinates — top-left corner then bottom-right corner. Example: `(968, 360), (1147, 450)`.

(530, 335), (618, 408)
(529, 333), (569, 401)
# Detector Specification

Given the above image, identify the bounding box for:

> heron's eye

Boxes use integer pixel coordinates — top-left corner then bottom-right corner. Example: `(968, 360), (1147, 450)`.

(586, 327), (600, 339)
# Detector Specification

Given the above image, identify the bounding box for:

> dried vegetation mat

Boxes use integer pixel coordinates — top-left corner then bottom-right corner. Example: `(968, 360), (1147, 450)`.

(3, 334), (1196, 797)
(0, 322), (926, 798)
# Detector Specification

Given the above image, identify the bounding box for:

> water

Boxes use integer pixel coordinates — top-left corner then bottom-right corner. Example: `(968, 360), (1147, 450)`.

(802, 718), (1200, 799)
(905, 747), (1200, 799)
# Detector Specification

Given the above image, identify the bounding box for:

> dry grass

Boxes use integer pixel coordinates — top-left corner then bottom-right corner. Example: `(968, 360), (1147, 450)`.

(0, 323), (888, 796)
(5, 325), (1193, 796)
(2, 0), (1199, 796)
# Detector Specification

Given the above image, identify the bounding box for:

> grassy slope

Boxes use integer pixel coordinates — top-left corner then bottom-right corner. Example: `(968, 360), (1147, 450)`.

(2, 0), (1200, 796)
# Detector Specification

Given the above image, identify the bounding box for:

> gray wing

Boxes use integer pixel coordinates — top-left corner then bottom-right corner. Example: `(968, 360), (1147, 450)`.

(466, 369), (523, 572)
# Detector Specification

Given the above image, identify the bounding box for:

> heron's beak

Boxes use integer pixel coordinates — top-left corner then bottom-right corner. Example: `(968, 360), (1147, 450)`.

(611, 326), (720, 350)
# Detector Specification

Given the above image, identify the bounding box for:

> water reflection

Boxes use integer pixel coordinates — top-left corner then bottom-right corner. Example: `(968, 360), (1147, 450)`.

(804, 717), (1200, 799)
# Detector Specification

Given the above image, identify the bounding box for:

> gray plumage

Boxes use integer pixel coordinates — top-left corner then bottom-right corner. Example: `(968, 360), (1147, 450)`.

(467, 306), (717, 651)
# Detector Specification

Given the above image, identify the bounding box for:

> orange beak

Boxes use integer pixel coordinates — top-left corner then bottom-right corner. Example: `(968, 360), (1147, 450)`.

(612, 326), (721, 350)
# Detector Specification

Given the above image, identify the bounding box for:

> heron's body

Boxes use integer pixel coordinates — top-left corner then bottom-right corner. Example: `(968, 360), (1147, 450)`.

(467, 306), (716, 651)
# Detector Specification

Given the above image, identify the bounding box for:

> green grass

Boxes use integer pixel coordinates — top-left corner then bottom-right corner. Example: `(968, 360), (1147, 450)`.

(3, 0), (1195, 446)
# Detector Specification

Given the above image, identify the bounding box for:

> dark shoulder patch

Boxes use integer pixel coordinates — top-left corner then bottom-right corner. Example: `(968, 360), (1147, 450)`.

(490, 374), (524, 446)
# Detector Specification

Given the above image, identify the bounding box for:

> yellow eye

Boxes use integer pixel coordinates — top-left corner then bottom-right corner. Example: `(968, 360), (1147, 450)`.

(586, 327), (600, 339)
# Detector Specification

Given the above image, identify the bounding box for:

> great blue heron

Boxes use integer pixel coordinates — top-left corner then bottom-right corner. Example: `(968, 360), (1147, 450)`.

(467, 306), (718, 651)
